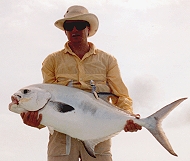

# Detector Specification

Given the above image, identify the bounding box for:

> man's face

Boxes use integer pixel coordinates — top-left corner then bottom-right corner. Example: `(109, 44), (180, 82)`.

(64, 20), (90, 43)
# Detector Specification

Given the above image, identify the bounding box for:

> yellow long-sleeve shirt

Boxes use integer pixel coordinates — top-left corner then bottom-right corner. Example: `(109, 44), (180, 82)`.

(41, 42), (133, 113)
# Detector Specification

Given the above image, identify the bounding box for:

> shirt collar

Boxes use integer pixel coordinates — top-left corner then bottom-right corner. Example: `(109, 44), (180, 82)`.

(64, 42), (97, 59)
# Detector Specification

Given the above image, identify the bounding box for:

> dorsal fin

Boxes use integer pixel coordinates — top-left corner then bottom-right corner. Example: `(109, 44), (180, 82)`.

(97, 92), (118, 102)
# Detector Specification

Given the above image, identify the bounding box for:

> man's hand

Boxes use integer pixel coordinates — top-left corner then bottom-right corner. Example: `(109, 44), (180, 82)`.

(124, 120), (142, 132)
(20, 111), (42, 128)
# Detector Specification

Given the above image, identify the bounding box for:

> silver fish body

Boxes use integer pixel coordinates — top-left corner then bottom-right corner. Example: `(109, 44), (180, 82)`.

(9, 83), (187, 158)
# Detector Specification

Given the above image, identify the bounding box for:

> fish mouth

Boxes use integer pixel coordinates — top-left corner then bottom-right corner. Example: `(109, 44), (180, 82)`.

(9, 95), (19, 111)
(11, 95), (19, 105)
(9, 96), (19, 110)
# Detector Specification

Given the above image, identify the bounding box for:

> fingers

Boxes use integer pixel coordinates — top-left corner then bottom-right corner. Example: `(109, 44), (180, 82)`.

(37, 114), (43, 125)
(124, 120), (136, 132)
(124, 120), (142, 132)
(20, 111), (42, 128)
(20, 112), (25, 119)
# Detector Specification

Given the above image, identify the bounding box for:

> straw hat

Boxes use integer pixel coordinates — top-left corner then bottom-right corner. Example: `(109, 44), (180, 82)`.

(54, 5), (99, 37)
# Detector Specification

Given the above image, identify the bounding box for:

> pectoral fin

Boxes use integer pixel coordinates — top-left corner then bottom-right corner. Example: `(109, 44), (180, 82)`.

(50, 101), (75, 113)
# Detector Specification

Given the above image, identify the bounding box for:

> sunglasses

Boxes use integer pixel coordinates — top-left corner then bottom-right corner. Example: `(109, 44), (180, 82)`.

(63, 21), (90, 31)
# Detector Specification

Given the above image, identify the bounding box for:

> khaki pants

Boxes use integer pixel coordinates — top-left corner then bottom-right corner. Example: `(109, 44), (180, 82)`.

(48, 131), (112, 161)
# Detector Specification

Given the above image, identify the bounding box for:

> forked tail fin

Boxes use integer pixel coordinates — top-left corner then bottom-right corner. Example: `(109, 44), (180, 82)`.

(141, 98), (187, 156)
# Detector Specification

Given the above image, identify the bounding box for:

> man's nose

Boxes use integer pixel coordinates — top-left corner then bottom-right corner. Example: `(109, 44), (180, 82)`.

(72, 26), (78, 31)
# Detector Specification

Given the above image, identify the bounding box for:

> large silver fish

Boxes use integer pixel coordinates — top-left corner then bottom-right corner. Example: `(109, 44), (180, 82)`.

(9, 83), (187, 158)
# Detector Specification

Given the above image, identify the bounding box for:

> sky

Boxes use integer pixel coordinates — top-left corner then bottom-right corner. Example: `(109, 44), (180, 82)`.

(1, 0), (190, 160)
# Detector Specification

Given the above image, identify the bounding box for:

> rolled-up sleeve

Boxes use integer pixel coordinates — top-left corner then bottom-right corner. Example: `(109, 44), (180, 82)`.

(42, 54), (57, 84)
(107, 56), (133, 113)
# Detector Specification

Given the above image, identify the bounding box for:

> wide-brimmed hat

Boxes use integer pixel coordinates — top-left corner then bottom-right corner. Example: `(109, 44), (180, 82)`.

(54, 5), (99, 37)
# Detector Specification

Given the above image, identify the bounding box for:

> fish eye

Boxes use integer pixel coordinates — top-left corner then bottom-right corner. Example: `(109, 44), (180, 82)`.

(22, 89), (30, 94)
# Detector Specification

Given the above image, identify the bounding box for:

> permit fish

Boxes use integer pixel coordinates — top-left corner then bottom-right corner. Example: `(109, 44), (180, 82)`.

(9, 83), (187, 158)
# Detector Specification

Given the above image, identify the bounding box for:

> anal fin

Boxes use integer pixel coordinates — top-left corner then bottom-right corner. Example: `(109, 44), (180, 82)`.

(81, 132), (120, 158)
(82, 140), (96, 158)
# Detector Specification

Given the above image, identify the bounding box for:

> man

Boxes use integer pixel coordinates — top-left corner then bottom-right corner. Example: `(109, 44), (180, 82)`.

(21, 5), (142, 161)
